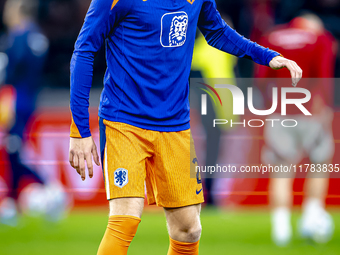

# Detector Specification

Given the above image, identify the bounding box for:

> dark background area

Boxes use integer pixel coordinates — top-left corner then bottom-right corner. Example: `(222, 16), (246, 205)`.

(0, 0), (106, 89)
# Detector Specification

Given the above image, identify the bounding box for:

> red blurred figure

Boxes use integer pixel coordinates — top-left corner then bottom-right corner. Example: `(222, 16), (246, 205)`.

(256, 14), (337, 246)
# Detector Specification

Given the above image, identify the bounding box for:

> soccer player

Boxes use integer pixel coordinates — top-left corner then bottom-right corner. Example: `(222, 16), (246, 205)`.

(68, 0), (302, 254)
(256, 14), (336, 246)
(0, 0), (49, 225)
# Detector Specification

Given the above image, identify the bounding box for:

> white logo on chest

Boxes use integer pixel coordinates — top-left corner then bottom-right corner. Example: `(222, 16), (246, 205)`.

(160, 12), (188, 47)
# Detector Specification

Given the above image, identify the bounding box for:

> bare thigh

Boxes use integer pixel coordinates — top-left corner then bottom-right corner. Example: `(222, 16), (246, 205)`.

(109, 197), (144, 218)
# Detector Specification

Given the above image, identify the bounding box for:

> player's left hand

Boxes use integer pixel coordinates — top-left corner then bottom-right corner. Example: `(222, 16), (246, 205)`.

(69, 136), (100, 181)
(269, 56), (303, 87)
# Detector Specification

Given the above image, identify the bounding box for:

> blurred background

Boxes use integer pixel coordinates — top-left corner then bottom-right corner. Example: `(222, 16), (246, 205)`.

(1, 0), (340, 254)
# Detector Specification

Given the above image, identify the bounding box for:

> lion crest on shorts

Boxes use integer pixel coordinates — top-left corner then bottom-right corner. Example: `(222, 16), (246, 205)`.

(169, 15), (188, 47)
(114, 168), (128, 188)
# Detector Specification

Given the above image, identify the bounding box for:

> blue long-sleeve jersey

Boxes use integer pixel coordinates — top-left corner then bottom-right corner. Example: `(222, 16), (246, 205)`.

(70, 0), (280, 138)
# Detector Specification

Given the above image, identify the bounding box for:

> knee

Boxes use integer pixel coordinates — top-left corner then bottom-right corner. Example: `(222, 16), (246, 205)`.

(184, 225), (202, 242)
(171, 224), (202, 243)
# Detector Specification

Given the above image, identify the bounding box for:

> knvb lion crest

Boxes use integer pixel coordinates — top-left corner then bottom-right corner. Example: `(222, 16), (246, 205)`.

(114, 168), (128, 188)
(169, 15), (188, 46)
(160, 12), (188, 47)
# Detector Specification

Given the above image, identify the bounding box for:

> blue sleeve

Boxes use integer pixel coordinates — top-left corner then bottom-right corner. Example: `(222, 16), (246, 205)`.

(70, 0), (130, 138)
(197, 0), (280, 66)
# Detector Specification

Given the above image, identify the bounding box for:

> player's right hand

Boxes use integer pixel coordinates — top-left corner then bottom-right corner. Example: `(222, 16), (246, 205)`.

(69, 137), (100, 181)
(269, 56), (303, 87)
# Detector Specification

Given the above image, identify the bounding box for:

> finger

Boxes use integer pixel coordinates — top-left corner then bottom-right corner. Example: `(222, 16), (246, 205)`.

(286, 62), (298, 86)
(69, 152), (74, 168)
(292, 62), (302, 85)
(75, 166), (81, 175)
(92, 146), (100, 166)
(69, 151), (74, 166)
(284, 61), (295, 81)
(73, 154), (79, 168)
(73, 154), (81, 175)
(293, 63), (302, 86)
(293, 62), (303, 79)
(85, 152), (94, 179)
(79, 153), (86, 181)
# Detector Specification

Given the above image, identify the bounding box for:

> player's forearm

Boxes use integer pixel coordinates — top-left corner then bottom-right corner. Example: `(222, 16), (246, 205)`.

(198, 0), (279, 66)
(204, 25), (280, 66)
(69, 0), (114, 138)
(69, 52), (94, 138)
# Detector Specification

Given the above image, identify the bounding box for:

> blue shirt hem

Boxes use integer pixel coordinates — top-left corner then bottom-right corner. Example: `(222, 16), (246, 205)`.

(98, 112), (191, 132)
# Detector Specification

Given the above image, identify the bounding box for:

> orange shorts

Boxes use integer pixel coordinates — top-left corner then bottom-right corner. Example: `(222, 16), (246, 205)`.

(99, 119), (204, 208)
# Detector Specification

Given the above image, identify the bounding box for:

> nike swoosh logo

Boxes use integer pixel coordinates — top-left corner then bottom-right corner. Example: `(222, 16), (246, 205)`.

(196, 188), (202, 195)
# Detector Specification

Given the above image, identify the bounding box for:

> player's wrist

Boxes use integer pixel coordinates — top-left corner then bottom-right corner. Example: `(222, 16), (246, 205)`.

(70, 131), (92, 139)
(70, 113), (91, 138)
(269, 54), (284, 63)
(70, 127), (92, 138)
(272, 55), (284, 60)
